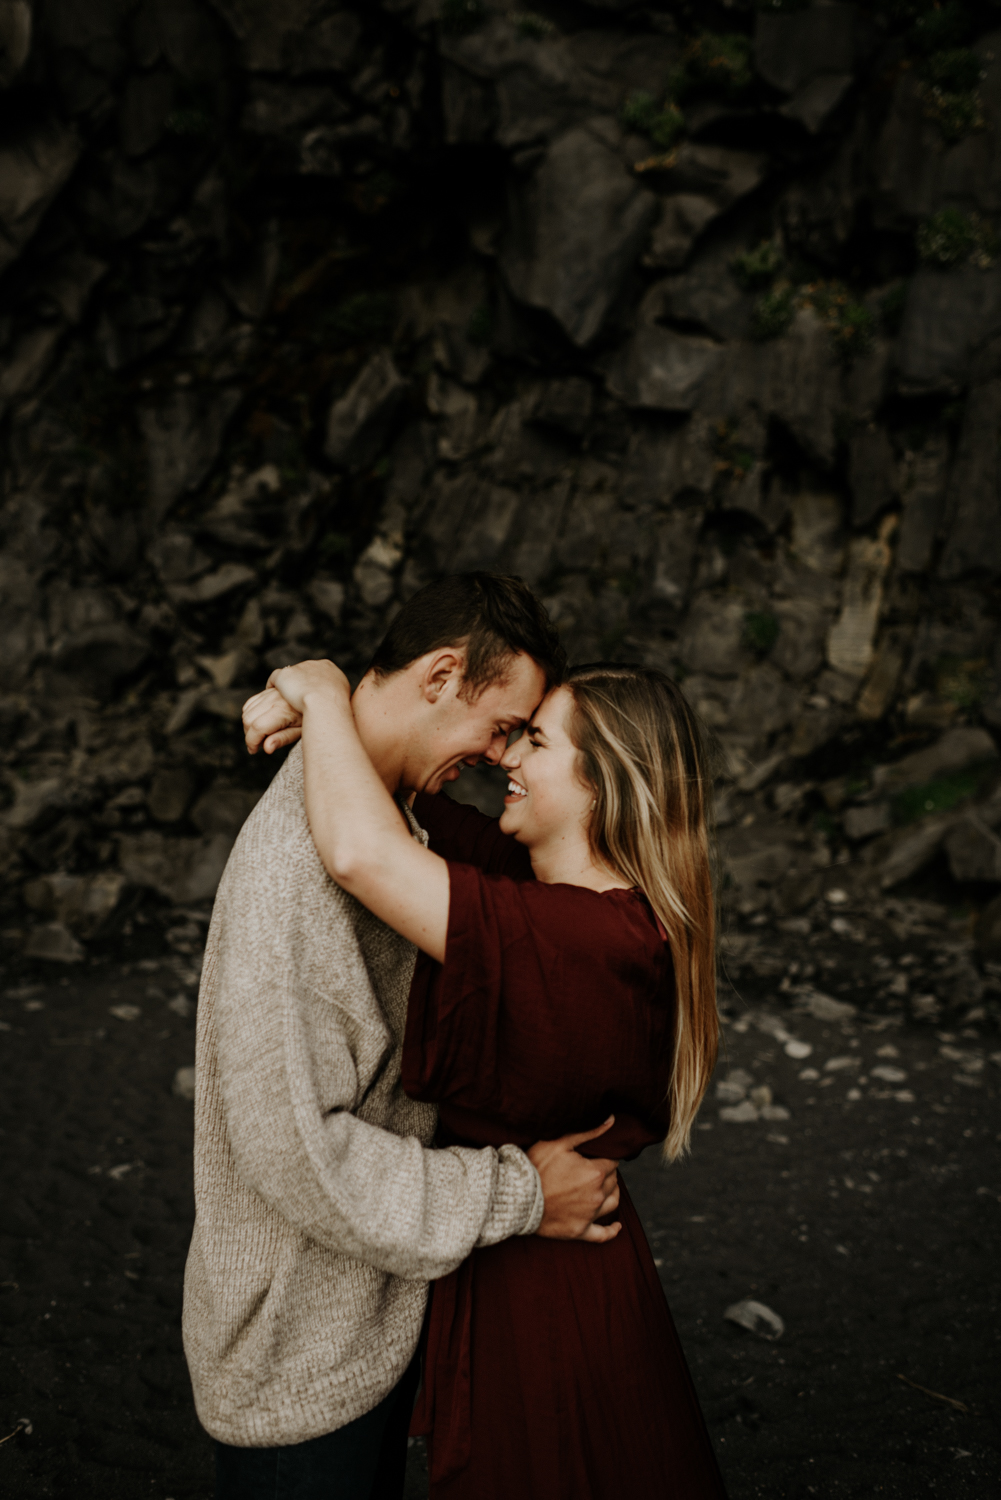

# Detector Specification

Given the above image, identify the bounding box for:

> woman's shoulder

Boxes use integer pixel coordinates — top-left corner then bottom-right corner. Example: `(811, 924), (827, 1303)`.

(486, 874), (665, 956)
(413, 791), (531, 878)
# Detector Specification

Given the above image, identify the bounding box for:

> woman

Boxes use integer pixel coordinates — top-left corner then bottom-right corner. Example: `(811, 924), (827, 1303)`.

(263, 658), (727, 1500)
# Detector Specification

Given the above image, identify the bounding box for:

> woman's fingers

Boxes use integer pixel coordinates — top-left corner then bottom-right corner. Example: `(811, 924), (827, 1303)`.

(559, 1115), (615, 1151)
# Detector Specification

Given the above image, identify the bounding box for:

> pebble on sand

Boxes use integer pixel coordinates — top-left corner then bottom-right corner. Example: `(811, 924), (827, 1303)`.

(724, 1299), (785, 1341)
(173, 1066), (196, 1101)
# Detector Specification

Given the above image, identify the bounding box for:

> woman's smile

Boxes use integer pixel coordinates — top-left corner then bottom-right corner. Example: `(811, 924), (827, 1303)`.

(505, 777), (527, 803)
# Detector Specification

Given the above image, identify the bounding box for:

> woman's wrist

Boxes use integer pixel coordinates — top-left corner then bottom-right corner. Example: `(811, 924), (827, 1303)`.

(269, 659), (351, 714)
(301, 679), (350, 711)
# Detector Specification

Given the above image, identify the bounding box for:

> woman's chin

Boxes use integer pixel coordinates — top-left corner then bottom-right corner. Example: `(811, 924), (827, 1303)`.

(499, 803), (529, 840)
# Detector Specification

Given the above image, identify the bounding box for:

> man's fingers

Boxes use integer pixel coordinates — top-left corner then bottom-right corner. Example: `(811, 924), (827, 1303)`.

(558, 1115), (616, 1151)
(579, 1220), (622, 1244)
(263, 727), (303, 755)
(597, 1182), (620, 1218)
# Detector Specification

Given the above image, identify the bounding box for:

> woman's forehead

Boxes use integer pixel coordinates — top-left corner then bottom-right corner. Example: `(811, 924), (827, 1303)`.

(536, 685), (573, 736)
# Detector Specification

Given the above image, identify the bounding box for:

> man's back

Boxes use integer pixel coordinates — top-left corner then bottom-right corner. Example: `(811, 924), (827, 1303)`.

(183, 744), (440, 1446)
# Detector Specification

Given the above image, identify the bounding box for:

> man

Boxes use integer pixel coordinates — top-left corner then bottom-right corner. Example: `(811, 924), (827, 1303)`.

(184, 573), (619, 1500)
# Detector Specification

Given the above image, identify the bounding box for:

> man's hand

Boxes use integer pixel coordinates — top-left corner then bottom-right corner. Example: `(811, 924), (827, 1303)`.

(243, 687), (303, 756)
(529, 1117), (621, 1244)
(243, 661), (353, 756)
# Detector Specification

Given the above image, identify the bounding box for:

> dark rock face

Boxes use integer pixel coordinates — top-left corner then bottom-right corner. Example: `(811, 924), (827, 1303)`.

(0, 0), (1000, 964)
(499, 122), (656, 347)
(755, 5), (869, 96)
(896, 268), (1001, 397)
(938, 382), (1001, 580)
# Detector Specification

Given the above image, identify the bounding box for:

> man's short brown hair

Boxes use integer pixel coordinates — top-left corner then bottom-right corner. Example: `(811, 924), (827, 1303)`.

(367, 572), (565, 698)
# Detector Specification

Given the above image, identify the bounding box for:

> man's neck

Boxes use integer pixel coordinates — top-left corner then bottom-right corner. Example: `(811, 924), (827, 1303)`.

(351, 673), (410, 796)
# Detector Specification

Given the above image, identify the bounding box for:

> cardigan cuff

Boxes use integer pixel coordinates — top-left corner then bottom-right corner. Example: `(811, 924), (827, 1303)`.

(475, 1144), (544, 1246)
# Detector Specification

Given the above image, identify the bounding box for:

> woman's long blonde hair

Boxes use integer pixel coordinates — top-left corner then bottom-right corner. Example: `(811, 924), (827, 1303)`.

(565, 664), (718, 1161)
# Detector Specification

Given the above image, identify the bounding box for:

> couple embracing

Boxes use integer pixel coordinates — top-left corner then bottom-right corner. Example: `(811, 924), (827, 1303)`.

(182, 571), (728, 1500)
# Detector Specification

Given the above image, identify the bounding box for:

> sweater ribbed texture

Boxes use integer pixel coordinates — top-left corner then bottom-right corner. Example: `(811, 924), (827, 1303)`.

(182, 746), (543, 1448)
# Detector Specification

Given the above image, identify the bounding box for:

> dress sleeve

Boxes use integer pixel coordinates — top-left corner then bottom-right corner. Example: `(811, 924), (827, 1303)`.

(412, 792), (532, 878)
(403, 863), (674, 1155)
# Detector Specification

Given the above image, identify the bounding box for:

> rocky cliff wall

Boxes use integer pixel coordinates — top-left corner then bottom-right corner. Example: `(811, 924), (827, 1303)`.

(2, 0), (1001, 993)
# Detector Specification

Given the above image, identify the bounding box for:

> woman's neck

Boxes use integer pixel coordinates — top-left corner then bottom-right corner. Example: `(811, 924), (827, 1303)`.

(528, 835), (630, 894)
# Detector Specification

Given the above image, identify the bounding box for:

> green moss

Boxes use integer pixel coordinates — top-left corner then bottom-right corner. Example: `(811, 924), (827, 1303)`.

(165, 80), (215, 138)
(731, 240), (784, 291)
(831, 301), (875, 362)
(167, 107), (212, 137)
(814, 810), (838, 842)
(917, 209), (998, 268)
(670, 33), (754, 102)
(649, 103), (685, 150)
(802, 280), (874, 363)
(321, 292), (396, 346)
(915, 51), (985, 144)
(440, 0), (484, 35)
(892, 765), (991, 825)
(879, 280), (909, 335)
(511, 11), (555, 38)
(467, 304), (493, 346)
(712, 420), (757, 475)
(920, 46), (982, 91)
(317, 532), (352, 564)
(935, 656), (989, 710)
(743, 610), (781, 655)
(941, 398), (966, 437)
(621, 91), (684, 150)
(910, 1), (974, 53)
(622, 90), (658, 133)
(749, 286), (795, 341)
(919, 83), (985, 142)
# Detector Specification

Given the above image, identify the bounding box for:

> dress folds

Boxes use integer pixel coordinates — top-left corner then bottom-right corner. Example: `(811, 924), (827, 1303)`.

(405, 793), (728, 1500)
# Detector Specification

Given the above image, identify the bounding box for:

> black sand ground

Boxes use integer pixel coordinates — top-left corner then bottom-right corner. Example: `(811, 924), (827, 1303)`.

(1, 930), (998, 1500)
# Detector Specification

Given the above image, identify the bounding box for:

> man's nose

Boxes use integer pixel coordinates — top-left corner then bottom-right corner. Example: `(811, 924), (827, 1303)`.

(481, 737), (505, 765)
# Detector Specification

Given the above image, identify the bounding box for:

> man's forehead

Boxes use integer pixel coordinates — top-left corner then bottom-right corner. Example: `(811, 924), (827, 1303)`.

(483, 655), (546, 712)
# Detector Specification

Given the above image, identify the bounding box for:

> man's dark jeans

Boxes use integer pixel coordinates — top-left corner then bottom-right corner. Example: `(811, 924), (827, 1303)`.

(213, 1357), (421, 1500)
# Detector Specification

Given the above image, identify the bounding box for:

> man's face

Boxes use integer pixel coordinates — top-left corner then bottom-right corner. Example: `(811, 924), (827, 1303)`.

(409, 652), (548, 796)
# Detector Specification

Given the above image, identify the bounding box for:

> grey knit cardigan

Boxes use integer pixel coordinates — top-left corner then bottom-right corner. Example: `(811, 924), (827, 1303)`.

(182, 745), (543, 1447)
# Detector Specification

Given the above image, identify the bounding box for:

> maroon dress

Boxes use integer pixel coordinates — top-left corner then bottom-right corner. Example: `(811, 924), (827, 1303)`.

(404, 794), (728, 1500)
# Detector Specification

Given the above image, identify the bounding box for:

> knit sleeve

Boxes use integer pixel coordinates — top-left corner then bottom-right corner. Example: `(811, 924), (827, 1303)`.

(210, 755), (541, 1280)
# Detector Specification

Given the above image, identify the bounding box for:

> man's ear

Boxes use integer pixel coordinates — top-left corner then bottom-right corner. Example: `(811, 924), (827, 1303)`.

(421, 648), (466, 704)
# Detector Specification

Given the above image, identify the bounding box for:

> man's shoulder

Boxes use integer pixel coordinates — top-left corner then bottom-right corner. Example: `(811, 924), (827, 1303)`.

(215, 745), (332, 909)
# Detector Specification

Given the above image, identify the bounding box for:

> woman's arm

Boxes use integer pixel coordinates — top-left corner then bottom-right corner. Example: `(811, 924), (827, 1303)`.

(270, 661), (449, 962)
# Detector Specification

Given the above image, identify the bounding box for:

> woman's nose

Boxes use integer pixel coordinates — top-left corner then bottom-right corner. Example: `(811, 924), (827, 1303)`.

(500, 742), (520, 770)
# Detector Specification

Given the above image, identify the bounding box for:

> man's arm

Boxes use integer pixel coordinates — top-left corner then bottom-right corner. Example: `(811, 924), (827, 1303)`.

(210, 806), (618, 1284)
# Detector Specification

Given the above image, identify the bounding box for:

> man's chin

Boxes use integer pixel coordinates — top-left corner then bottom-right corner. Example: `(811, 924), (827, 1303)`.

(425, 766), (463, 795)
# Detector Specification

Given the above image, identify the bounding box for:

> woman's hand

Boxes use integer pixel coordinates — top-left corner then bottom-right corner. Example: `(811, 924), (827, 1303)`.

(268, 659), (351, 714)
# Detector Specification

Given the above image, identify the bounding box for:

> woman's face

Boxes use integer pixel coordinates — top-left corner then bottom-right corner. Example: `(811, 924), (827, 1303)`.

(498, 686), (594, 848)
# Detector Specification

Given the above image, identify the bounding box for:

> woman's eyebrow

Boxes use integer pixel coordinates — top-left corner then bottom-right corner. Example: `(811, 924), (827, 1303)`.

(526, 723), (548, 741)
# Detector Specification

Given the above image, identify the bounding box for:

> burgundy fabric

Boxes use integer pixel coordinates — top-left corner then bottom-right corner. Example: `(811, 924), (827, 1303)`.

(403, 796), (728, 1500)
